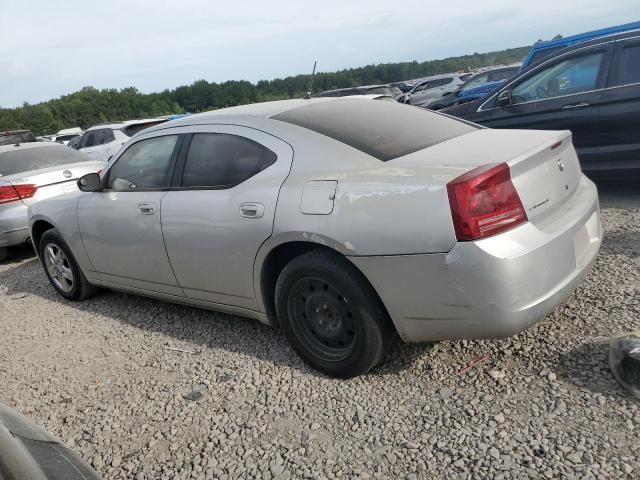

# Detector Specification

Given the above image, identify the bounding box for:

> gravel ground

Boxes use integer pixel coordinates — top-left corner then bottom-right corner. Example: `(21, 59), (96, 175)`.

(0, 185), (639, 480)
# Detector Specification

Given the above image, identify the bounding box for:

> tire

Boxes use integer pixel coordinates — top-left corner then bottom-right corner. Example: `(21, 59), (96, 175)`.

(38, 229), (98, 301)
(275, 249), (394, 378)
(0, 247), (6, 263)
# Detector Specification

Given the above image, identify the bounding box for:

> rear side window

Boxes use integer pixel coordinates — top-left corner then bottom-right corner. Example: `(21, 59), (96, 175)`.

(618, 44), (640, 86)
(0, 145), (90, 177)
(180, 134), (276, 189)
(273, 99), (477, 161)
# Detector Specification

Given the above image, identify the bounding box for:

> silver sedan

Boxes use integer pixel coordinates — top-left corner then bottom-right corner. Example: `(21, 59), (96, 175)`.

(28, 98), (602, 377)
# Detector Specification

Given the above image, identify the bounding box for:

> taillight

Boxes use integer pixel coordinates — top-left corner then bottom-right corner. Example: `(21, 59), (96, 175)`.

(0, 184), (38, 204)
(447, 163), (527, 241)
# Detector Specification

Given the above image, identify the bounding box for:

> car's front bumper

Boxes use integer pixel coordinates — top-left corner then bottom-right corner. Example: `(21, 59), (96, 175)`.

(0, 203), (29, 248)
(349, 175), (602, 343)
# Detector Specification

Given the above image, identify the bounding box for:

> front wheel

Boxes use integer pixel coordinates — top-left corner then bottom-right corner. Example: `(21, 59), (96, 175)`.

(39, 229), (98, 301)
(275, 249), (394, 378)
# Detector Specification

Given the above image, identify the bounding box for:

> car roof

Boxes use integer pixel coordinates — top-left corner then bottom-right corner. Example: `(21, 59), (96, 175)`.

(525, 28), (640, 70)
(532, 22), (640, 51)
(0, 141), (67, 155)
(141, 97), (394, 134)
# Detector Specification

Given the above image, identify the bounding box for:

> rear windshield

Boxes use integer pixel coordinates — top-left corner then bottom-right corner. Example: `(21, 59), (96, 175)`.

(273, 99), (477, 161)
(0, 132), (36, 146)
(123, 120), (168, 137)
(0, 145), (90, 177)
(364, 86), (393, 95)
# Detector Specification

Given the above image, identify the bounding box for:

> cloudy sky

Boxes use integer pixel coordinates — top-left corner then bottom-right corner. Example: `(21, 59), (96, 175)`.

(0, 1), (637, 107)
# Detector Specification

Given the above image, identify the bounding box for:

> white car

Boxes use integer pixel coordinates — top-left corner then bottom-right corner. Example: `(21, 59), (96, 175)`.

(78, 119), (167, 161)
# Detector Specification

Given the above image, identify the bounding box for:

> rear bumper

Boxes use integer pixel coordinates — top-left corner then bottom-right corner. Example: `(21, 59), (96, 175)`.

(349, 175), (602, 343)
(0, 203), (29, 248)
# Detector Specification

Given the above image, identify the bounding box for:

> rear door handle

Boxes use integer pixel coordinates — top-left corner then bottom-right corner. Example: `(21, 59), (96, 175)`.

(138, 202), (155, 215)
(562, 102), (590, 110)
(240, 202), (264, 219)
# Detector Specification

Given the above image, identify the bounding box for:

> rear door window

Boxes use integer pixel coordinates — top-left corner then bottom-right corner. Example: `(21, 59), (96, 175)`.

(273, 98), (477, 161)
(617, 44), (640, 86)
(180, 133), (276, 188)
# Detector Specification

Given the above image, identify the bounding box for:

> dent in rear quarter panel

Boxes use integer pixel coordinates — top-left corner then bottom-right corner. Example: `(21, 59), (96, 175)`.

(29, 193), (98, 281)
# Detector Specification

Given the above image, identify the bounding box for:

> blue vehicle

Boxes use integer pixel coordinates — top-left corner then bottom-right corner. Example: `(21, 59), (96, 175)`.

(522, 20), (640, 69)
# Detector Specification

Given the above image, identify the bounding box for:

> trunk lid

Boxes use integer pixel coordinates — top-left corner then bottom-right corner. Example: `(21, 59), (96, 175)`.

(390, 128), (582, 224)
(4, 160), (103, 206)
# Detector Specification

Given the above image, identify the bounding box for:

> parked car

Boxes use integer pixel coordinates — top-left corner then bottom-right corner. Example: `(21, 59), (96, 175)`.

(312, 85), (395, 98)
(29, 97), (601, 377)
(0, 143), (103, 262)
(443, 29), (640, 174)
(401, 73), (472, 105)
(522, 20), (640, 70)
(78, 118), (168, 161)
(428, 66), (520, 110)
(0, 130), (37, 146)
(47, 127), (84, 145)
(0, 402), (101, 480)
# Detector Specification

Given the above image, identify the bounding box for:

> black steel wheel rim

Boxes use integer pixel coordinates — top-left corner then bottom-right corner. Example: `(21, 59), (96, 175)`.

(287, 277), (357, 362)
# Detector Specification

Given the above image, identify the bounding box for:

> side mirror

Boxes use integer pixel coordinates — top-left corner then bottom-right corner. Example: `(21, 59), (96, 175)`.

(78, 173), (102, 192)
(496, 90), (512, 108)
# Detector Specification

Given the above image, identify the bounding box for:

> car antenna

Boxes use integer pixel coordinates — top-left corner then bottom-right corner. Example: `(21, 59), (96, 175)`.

(304, 61), (317, 99)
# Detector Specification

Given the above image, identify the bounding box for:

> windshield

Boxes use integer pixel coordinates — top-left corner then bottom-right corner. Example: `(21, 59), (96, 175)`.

(0, 145), (90, 177)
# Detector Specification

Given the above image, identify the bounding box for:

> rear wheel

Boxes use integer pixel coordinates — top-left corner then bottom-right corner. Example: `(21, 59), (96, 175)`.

(0, 247), (6, 263)
(39, 229), (98, 301)
(275, 249), (394, 378)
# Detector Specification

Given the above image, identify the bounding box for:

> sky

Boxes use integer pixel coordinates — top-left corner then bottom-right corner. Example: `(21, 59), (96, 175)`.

(0, 1), (637, 107)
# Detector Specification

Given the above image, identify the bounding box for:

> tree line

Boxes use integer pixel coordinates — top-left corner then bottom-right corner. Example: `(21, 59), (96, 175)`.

(0, 46), (530, 135)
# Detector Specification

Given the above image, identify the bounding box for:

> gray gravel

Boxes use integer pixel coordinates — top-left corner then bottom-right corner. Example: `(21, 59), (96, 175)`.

(1, 185), (639, 480)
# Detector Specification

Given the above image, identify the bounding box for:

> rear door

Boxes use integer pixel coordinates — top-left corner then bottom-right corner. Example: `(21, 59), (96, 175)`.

(596, 35), (640, 172)
(485, 44), (612, 172)
(160, 125), (293, 310)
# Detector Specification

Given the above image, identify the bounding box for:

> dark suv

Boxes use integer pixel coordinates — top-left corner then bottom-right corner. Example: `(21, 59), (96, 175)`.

(443, 30), (640, 174)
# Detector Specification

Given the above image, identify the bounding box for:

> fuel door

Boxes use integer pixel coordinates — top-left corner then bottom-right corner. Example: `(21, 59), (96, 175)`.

(300, 180), (337, 215)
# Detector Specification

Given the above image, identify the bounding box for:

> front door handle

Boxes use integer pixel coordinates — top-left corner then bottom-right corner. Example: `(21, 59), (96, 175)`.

(138, 202), (155, 215)
(240, 202), (264, 219)
(562, 102), (590, 110)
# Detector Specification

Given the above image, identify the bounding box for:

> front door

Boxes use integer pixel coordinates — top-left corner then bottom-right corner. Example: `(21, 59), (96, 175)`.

(486, 46), (612, 171)
(160, 125), (293, 310)
(77, 134), (183, 295)
(596, 37), (640, 172)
